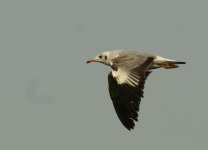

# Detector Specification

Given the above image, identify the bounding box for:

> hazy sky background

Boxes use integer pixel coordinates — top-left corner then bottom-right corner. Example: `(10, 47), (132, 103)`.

(0, 0), (207, 149)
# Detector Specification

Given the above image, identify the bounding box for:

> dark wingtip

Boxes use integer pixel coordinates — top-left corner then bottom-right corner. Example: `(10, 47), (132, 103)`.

(175, 61), (186, 64)
(126, 126), (134, 131)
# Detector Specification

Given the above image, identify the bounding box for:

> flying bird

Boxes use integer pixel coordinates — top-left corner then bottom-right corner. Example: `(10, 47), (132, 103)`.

(87, 50), (185, 130)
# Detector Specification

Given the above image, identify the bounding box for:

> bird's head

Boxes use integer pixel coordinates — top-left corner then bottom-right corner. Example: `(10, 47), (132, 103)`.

(86, 51), (117, 66)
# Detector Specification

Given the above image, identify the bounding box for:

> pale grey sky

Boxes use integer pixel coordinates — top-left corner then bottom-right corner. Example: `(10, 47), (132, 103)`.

(0, 0), (207, 149)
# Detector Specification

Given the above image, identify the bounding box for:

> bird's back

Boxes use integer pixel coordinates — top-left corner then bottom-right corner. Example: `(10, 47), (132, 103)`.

(118, 50), (156, 58)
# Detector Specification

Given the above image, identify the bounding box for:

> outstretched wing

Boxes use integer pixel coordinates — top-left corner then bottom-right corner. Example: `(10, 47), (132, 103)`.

(108, 55), (154, 130)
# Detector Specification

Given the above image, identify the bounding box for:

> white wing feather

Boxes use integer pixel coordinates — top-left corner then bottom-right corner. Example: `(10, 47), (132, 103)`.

(112, 68), (139, 87)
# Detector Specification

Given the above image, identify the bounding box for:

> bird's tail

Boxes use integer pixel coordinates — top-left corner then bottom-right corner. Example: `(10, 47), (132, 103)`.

(154, 56), (186, 69)
(159, 61), (186, 69)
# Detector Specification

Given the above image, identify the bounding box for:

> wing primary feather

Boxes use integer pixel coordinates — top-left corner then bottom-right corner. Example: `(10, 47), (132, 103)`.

(108, 57), (154, 130)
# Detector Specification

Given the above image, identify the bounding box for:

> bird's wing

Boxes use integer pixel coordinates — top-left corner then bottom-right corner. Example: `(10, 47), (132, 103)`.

(108, 55), (154, 130)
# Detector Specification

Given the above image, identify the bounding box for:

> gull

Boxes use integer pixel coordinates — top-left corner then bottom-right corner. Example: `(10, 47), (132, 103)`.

(87, 49), (185, 130)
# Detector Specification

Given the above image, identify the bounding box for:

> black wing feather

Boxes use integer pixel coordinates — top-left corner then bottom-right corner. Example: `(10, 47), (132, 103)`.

(108, 57), (153, 130)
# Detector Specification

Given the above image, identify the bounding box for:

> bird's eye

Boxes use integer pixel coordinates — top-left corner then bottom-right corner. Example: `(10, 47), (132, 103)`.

(99, 55), (102, 58)
(105, 55), (107, 60)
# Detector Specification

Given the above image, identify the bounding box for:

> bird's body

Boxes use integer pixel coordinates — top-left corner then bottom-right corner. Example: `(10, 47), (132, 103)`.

(87, 49), (185, 130)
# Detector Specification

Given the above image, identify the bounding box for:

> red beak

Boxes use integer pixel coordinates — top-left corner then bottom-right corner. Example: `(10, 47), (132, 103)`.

(86, 59), (97, 63)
